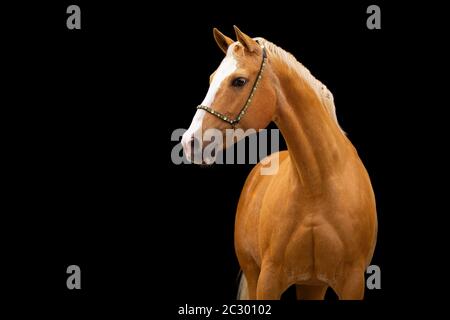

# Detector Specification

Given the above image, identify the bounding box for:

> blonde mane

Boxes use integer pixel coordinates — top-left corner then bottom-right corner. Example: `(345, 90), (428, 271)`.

(255, 38), (344, 134)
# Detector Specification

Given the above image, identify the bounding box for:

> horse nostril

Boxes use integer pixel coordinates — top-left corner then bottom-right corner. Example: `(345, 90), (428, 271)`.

(190, 138), (196, 152)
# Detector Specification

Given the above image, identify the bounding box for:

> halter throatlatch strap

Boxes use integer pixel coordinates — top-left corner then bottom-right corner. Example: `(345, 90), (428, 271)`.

(197, 43), (267, 127)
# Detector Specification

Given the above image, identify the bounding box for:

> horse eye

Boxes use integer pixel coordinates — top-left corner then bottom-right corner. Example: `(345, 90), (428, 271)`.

(232, 77), (247, 87)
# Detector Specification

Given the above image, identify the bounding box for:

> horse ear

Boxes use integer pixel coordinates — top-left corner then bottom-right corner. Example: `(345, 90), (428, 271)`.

(213, 28), (234, 54)
(233, 25), (259, 53)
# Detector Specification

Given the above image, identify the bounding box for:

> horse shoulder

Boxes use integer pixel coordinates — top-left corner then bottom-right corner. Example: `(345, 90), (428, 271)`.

(235, 151), (290, 263)
(237, 150), (289, 209)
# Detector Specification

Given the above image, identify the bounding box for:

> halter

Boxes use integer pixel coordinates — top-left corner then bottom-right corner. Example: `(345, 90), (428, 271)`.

(197, 43), (267, 127)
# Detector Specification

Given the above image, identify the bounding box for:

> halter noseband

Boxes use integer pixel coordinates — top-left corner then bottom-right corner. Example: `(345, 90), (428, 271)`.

(197, 43), (267, 127)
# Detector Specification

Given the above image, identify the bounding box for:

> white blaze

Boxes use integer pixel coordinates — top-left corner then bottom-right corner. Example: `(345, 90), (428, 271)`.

(182, 49), (237, 162)
(200, 55), (237, 107)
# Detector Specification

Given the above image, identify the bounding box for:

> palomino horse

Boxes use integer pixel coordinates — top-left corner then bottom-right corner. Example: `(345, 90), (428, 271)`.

(182, 26), (377, 300)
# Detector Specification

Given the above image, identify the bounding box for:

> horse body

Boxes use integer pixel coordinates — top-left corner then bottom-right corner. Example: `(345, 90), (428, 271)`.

(235, 46), (377, 298)
(236, 148), (377, 299)
(182, 27), (377, 300)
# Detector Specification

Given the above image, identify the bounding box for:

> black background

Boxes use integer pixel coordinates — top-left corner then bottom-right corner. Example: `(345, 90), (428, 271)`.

(3, 0), (444, 317)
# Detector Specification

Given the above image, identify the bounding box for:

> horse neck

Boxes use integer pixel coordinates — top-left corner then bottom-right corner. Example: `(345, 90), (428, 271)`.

(272, 60), (351, 190)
